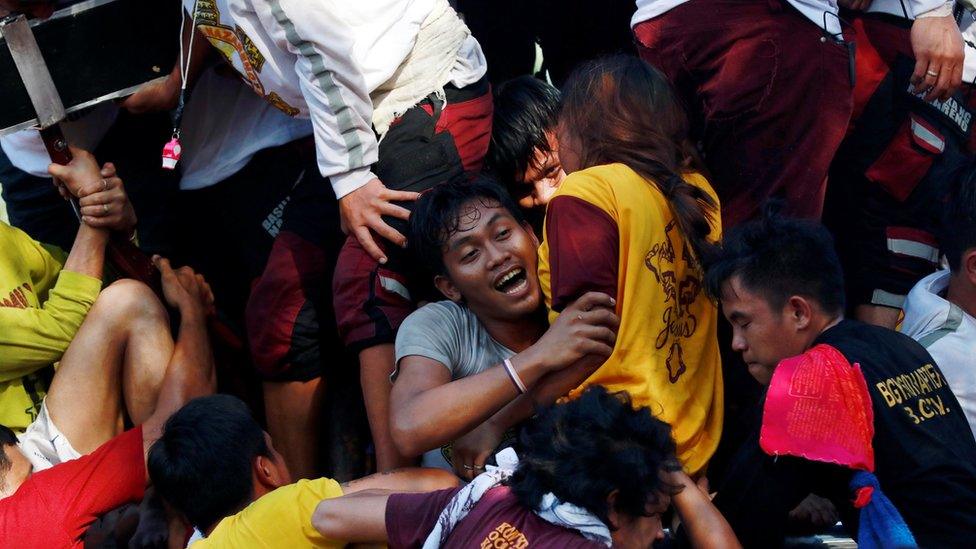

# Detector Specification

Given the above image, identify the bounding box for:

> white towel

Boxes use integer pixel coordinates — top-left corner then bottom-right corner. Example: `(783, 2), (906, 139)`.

(421, 448), (613, 548)
(370, 0), (469, 138)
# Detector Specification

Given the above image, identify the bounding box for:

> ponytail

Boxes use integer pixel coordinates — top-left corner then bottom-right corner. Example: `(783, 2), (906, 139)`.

(560, 55), (718, 272)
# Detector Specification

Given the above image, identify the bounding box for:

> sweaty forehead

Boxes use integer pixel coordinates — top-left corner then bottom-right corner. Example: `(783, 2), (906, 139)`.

(449, 198), (508, 235)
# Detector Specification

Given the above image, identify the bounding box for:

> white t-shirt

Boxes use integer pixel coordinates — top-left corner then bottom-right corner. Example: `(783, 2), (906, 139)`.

(176, 67), (312, 190)
(901, 269), (976, 440)
(197, 0), (485, 199)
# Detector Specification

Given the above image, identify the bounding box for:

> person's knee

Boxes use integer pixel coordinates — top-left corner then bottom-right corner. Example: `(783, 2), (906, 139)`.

(92, 279), (167, 327)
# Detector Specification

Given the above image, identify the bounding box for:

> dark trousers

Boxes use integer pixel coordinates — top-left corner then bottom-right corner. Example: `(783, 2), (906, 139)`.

(634, 0), (854, 228)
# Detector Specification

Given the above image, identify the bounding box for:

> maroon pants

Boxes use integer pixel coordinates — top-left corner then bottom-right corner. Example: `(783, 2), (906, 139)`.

(634, 0), (853, 227)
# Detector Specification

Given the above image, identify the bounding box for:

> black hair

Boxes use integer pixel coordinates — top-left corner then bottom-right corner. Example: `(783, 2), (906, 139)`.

(487, 75), (562, 183)
(559, 55), (718, 269)
(0, 424), (16, 486)
(509, 386), (682, 527)
(943, 168), (976, 271)
(410, 175), (527, 276)
(705, 204), (846, 316)
(147, 395), (271, 532)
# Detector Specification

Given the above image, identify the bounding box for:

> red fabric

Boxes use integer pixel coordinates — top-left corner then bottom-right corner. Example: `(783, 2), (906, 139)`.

(386, 486), (603, 548)
(0, 427), (146, 548)
(333, 236), (414, 350)
(853, 486), (875, 509)
(246, 230), (327, 378)
(864, 117), (939, 202)
(760, 344), (875, 472)
(633, 0), (853, 227)
(545, 195), (619, 312)
(886, 227), (938, 247)
(848, 16), (912, 123)
(423, 91), (494, 173)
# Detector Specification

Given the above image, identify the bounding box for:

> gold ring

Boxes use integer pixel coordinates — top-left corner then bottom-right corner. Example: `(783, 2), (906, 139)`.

(926, 70), (939, 77)
(102, 203), (109, 214)
(102, 178), (108, 191)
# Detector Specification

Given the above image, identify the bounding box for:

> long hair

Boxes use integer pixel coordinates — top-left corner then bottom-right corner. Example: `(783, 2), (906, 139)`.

(559, 55), (718, 267)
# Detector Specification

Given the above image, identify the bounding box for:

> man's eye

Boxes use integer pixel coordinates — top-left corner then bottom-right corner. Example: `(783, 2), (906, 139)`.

(461, 249), (479, 262)
(497, 228), (511, 240)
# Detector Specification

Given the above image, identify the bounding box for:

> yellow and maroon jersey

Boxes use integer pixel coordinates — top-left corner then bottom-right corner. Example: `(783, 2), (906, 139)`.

(538, 163), (723, 476)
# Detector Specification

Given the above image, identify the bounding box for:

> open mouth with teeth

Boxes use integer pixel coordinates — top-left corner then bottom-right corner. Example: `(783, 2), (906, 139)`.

(494, 267), (528, 295)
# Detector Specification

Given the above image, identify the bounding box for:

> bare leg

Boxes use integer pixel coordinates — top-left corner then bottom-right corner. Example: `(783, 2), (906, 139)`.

(854, 304), (901, 330)
(45, 279), (172, 454)
(360, 344), (413, 471)
(264, 377), (324, 480)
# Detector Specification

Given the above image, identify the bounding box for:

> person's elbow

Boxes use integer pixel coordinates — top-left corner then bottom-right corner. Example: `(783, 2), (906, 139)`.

(312, 499), (350, 540)
(390, 411), (428, 457)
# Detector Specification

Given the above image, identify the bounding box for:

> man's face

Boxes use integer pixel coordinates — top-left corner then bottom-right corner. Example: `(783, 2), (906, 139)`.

(608, 494), (670, 549)
(437, 199), (541, 322)
(720, 276), (810, 385)
(512, 131), (565, 210)
(0, 444), (32, 500)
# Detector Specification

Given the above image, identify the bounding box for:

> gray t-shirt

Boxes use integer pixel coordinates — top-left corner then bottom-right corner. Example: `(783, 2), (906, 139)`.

(395, 301), (515, 380)
(394, 301), (516, 471)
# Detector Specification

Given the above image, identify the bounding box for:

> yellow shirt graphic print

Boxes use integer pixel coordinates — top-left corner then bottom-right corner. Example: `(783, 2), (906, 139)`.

(538, 163), (724, 476)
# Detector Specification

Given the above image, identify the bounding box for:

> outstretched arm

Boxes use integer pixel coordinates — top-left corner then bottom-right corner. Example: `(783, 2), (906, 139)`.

(390, 292), (617, 459)
(313, 491), (392, 544)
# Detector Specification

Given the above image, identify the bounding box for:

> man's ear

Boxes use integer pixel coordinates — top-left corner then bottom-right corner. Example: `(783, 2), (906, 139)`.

(523, 221), (540, 248)
(253, 455), (286, 492)
(434, 274), (463, 303)
(964, 249), (976, 286)
(604, 489), (621, 530)
(785, 295), (813, 331)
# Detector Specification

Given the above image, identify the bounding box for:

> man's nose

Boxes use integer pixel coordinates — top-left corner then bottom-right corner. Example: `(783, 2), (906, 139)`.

(731, 332), (747, 352)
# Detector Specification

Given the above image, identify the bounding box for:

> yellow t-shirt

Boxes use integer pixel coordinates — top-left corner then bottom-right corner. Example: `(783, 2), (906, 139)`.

(538, 163), (723, 476)
(0, 222), (101, 430)
(192, 478), (345, 548)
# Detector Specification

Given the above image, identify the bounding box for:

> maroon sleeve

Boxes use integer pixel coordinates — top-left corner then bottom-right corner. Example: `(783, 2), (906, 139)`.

(545, 195), (619, 312)
(37, 426), (147, 542)
(386, 487), (462, 549)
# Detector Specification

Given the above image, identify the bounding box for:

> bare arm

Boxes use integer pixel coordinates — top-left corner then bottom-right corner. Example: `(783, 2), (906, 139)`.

(389, 350), (548, 458)
(670, 472), (741, 549)
(313, 491), (392, 543)
(141, 257), (216, 461)
(47, 149), (118, 279)
(390, 292), (617, 458)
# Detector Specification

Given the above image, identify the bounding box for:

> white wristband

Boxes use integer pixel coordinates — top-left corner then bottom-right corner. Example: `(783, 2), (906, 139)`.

(917, 0), (955, 19)
(503, 358), (528, 394)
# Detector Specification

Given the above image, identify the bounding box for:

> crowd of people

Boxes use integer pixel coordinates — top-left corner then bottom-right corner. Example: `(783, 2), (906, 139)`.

(2, 0), (976, 547)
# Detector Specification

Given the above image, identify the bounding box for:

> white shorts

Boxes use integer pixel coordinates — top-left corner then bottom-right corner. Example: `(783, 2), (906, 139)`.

(16, 400), (80, 472)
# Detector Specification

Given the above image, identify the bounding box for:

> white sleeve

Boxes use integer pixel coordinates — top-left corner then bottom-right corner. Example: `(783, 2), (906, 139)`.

(912, 0), (953, 18)
(269, 0), (379, 199)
